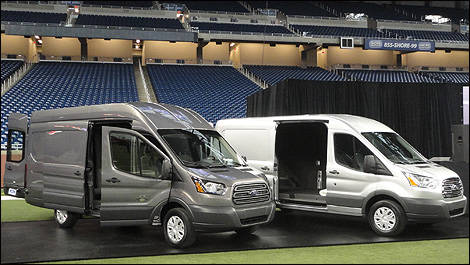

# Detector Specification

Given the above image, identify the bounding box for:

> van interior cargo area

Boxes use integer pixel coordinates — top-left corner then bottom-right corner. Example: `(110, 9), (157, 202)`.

(275, 122), (327, 205)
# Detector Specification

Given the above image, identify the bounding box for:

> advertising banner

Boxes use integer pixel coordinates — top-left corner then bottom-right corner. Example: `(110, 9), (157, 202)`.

(364, 39), (435, 52)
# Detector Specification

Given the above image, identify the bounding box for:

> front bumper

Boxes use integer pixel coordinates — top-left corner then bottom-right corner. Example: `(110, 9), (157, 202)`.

(404, 195), (467, 223)
(190, 201), (276, 232)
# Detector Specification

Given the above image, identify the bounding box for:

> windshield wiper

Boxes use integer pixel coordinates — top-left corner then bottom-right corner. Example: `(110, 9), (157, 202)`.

(183, 161), (210, 169)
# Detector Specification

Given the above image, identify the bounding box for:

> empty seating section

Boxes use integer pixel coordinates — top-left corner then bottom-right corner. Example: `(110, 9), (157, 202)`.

(83, 1), (154, 8)
(244, 65), (346, 86)
(190, 22), (292, 34)
(395, 5), (469, 23)
(248, 1), (334, 17)
(76, 14), (184, 29)
(1, 60), (23, 82)
(322, 1), (413, 21)
(338, 69), (438, 83)
(146, 65), (261, 124)
(420, 72), (469, 83)
(1, 10), (67, 24)
(291, 25), (386, 38)
(385, 29), (468, 42)
(1, 62), (138, 149)
(181, 1), (249, 13)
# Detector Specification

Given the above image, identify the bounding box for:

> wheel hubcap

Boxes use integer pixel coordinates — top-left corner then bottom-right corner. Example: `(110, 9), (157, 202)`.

(56, 210), (68, 224)
(374, 207), (396, 232)
(167, 216), (185, 243)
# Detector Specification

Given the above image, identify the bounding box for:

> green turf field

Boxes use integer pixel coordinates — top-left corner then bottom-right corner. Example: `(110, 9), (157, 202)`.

(2, 194), (469, 264)
(40, 238), (469, 264)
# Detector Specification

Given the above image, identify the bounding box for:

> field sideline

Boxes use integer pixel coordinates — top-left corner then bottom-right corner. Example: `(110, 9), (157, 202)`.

(1, 193), (469, 264)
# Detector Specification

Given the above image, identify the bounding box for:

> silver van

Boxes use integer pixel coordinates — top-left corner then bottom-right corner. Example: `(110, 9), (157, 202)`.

(216, 114), (467, 236)
(3, 102), (275, 248)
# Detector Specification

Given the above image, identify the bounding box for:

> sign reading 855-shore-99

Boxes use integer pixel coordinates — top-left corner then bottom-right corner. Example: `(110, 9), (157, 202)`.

(364, 39), (435, 52)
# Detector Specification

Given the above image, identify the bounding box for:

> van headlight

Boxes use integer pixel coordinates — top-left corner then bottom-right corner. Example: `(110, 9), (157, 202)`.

(191, 176), (227, 196)
(403, 172), (437, 189)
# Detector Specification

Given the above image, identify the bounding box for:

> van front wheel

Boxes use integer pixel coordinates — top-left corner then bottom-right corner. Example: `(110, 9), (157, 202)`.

(368, 200), (407, 236)
(163, 208), (196, 248)
(54, 209), (80, 228)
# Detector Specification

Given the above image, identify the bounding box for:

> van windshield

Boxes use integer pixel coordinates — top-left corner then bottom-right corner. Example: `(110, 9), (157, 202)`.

(362, 132), (427, 164)
(158, 129), (246, 168)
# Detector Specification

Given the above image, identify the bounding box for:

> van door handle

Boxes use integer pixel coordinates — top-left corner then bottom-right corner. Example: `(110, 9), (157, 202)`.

(329, 170), (340, 175)
(261, 166), (270, 171)
(74, 170), (81, 176)
(106, 177), (121, 183)
(6, 166), (12, 170)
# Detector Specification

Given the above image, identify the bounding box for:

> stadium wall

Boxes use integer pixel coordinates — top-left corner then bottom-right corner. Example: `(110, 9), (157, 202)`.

(325, 47), (396, 66)
(87, 39), (132, 60)
(202, 42), (230, 62)
(1, 34), (38, 61)
(404, 50), (469, 68)
(42, 37), (81, 59)
(231, 43), (301, 66)
(143, 40), (197, 64)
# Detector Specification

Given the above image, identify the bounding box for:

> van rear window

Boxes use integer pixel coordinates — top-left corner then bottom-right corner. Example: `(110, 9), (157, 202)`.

(7, 130), (25, 162)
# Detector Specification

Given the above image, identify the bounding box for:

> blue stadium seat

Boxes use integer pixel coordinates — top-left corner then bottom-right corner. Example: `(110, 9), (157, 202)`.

(338, 69), (439, 83)
(191, 22), (293, 35)
(248, 1), (335, 17)
(1, 60), (23, 82)
(384, 29), (468, 42)
(76, 14), (184, 29)
(182, 1), (249, 13)
(1, 10), (67, 24)
(420, 71), (469, 83)
(244, 65), (347, 86)
(291, 25), (386, 38)
(146, 64), (261, 124)
(0, 62), (139, 149)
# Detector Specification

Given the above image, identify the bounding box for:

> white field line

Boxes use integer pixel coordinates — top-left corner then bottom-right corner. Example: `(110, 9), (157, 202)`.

(1, 196), (24, 201)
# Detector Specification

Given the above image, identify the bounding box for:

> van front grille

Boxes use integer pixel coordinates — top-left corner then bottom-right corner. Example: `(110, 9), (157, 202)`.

(233, 183), (270, 205)
(442, 178), (463, 199)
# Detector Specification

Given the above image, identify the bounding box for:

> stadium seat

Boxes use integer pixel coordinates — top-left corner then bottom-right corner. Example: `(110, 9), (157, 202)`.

(190, 22), (293, 35)
(419, 71), (469, 83)
(182, 1), (249, 13)
(146, 64), (261, 124)
(1, 10), (67, 24)
(337, 69), (439, 83)
(1, 60), (23, 82)
(291, 25), (387, 38)
(76, 14), (184, 29)
(384, 29), (468, 42)
(0, 62), (139, 149)
(244, 65), (347, 86)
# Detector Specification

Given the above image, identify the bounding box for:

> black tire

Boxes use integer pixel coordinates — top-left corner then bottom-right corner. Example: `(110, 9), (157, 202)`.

(235, 225), (257, 235)
(163, 208), (196, 248)
(368, 200), (407, 236)
(54, 209), (80, 228)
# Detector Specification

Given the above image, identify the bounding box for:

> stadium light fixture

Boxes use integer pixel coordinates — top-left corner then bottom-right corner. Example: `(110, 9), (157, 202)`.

(38, 39), (43, 44)
(35, 35), (40, 39)
(136, 39), (141, 44)
(230, 42), (236, 47)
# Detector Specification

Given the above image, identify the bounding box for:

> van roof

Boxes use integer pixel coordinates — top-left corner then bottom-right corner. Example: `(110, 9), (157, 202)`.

(217, 114), (395, 133)
(30, 102), (213, 130)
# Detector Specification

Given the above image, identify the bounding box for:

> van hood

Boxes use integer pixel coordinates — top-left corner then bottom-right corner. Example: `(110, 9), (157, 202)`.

(395, 163), (460, 182)
(187, 167), (264, 187)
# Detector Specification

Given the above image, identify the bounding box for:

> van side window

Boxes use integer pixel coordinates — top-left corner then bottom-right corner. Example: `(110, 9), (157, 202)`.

(334, 133), (374, 172)
(7, 130), (25, 162)
(110, 132), (164, 179)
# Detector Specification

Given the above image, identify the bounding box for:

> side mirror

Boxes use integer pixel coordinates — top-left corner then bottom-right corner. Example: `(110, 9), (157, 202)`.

(241, 156), (247, 162)
(161, 159), (172, 180)
(363, 155), (391, 175)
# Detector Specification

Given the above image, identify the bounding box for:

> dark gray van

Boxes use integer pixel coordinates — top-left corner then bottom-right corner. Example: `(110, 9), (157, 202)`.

(4, 102), (275, 248)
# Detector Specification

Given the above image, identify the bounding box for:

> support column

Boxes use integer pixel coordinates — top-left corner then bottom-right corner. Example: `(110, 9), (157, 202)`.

(197, 40), (208, 64)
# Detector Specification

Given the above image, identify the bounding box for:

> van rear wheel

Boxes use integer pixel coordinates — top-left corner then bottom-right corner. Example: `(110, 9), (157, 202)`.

(368, 200), (407, 236)
(54, 209), (80, 228)
(163, 208), (196, 248)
